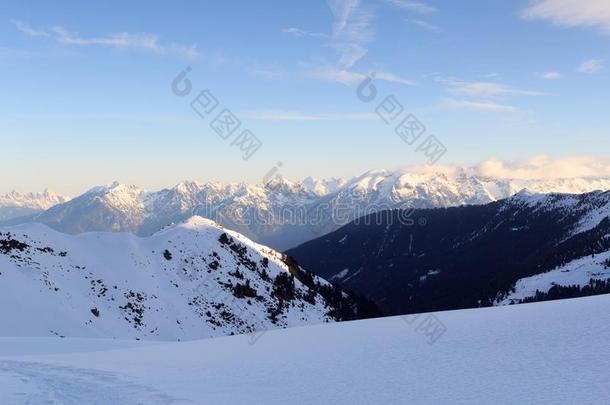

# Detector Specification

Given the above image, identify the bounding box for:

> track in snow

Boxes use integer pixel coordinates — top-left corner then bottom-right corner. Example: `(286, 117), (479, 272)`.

(0, 361), (191, 405)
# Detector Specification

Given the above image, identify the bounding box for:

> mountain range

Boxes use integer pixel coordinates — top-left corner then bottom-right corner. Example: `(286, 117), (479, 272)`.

(0, 189), (69, 222)
(288, 190), (610, 315)
(3, 169), (610, 250)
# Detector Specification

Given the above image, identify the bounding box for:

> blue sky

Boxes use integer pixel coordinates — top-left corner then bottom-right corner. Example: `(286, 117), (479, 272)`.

(1, 0), (610, 195)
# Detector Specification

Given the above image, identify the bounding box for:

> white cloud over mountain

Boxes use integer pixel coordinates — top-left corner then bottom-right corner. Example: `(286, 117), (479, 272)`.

(473, 155), (610, 180)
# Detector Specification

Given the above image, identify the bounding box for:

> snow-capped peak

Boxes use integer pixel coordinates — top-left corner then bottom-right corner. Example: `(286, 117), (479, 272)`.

(0, 189), (70, 210)
(173, 180), (203, 194)
(298, 176), (346, 196)
(154, 216), (222, 236)
(84, 181), (144, 196)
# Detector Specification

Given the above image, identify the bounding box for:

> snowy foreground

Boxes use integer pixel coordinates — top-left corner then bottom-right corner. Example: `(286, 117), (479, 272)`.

(1, 295), (609, 405)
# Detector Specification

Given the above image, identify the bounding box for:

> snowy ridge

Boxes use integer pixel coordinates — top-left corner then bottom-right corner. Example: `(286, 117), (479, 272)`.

(503, 190), (610, 235)
(0, 217), (342, 341)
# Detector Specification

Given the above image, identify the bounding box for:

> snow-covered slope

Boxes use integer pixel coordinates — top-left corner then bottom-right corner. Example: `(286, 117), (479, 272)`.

(9, 170), (610, 250)
(0, 217), (351, 340)
(0, 190), (69, 221)
(1, 294), (609, 404)
(497, 251), (610, 305)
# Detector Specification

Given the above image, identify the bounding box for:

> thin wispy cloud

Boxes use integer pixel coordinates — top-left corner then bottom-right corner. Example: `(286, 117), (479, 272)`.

(13, 21), (199, 58)
(308, 66), (365, 84)
(577, 59), (604, 74)
(522, 0), (610, 34)
(375, 71), (417, 85)
(282, 27), (327, 38)
(0, 46), (73, 59)
(12, 20), (49, 37)
(308, 66), (416, 86)
(249, 111), (378, 121)
(410, 19), (442, 32)
(329, 0), (359, 35)
(442, 98), (517, 113)
(541, 71), (562, 79)
(250, 64), (288, 79)
(383, 0), (436, 14)
(285, 1), (426, 80)
(51, 27), (157, 49)
(444, 79), (546, 97)
(328, 0), (374, 68)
